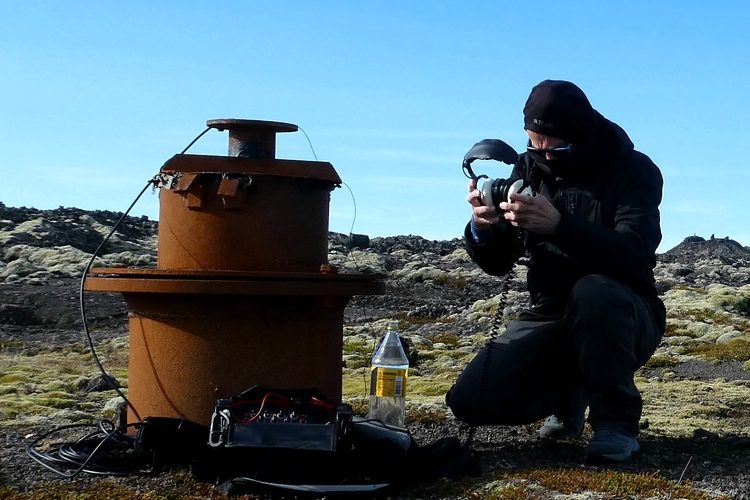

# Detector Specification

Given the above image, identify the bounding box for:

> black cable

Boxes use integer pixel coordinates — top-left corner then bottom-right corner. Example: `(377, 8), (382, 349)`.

(464, 232), (525, 447)
(79, 179), (154, 422)
(26, 421), (150, 478)
(78, 125), (215, 424)
(464, 279), (508, 448)
(34, 125), (217, 478)
(180, 126), (212, 154)
(36, 180), (156, 478)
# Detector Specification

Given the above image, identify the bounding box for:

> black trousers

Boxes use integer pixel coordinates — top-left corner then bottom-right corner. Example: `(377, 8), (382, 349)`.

(446, 274), (663, 437)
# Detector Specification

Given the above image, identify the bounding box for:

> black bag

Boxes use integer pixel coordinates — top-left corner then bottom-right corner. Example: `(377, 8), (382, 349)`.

(205, 386), (409, 495)
(204, 386), (479, 497)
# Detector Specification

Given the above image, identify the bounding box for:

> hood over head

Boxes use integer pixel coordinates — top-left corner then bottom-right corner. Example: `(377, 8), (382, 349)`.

(523, 80), (597, 144)
(523, 80), (634, 177)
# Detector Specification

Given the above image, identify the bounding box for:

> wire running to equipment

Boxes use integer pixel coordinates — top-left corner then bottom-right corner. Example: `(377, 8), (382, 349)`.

(78, 125), (217, 421)
(30, 126), (216, 478)
(78, 179), (152, 423)
(298, 126), (382, 403)
(26, 421), (150, 478)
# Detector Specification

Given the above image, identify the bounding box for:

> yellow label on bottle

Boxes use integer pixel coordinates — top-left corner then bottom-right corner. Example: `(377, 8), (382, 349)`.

(370, 367), (408, 397)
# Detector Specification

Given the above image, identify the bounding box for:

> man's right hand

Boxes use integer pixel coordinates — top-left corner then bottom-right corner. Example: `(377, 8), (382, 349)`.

(467, 179), (500, 229)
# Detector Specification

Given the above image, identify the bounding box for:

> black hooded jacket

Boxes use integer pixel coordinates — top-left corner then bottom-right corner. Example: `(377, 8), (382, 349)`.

(464, 112), (666, 329)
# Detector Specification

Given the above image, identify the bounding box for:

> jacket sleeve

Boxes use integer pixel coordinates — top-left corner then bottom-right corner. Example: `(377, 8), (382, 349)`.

(548, 151), (662, 282)
(464, 218), (520, 276)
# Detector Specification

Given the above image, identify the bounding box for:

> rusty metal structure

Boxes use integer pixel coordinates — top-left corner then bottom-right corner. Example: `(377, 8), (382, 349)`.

(85, 119), (384, 426)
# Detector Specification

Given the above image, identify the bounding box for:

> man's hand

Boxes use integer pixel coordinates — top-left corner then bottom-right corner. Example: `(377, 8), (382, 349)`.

(467, 179), (500, 229)
(500, 193), (561, 235)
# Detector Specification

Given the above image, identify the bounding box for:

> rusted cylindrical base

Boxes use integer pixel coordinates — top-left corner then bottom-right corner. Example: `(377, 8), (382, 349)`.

(123, 293), (349, 426)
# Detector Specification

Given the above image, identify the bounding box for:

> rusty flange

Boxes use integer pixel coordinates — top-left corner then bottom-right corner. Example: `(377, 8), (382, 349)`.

(206, 119), (297, 158)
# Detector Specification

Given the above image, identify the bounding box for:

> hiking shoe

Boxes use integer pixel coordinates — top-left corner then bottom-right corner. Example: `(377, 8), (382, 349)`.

(538, 414), (584, 440)
(584, 428), (640, 464)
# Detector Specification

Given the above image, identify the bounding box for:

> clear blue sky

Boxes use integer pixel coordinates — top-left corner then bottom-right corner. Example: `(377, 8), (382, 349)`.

(1, 1), (748, 252)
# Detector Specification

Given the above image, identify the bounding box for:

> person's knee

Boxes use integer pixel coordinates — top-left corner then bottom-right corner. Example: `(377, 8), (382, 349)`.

(567, 275), (633, 322)
(565, 274), (642, 348)
(445, 383), (475, 423)
(570, 274), (617, 308)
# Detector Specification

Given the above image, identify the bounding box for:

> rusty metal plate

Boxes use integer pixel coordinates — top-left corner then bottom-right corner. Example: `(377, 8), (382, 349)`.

(160, 155), (342, 184)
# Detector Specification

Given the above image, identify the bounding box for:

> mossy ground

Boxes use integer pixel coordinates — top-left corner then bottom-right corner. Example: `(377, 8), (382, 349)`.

(2, 332), (740, 499)
(407, 468), (728, 500)
(0, 338), (127, 426)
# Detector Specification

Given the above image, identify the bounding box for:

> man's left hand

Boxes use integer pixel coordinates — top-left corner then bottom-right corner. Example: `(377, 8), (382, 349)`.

(499, 193), (561, 235)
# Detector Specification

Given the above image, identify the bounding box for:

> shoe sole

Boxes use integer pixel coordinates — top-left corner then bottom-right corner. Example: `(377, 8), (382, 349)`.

(584, 449), (640, 464)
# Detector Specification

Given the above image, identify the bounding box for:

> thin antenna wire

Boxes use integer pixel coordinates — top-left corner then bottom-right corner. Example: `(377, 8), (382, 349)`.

(298, 125), (380, 403)
(342, 181), (358, 241)
(79, 125), (214, 423)
(298, 125), (319, 161)
(180, 126), (212, 154)
(80, 179), (155, 422)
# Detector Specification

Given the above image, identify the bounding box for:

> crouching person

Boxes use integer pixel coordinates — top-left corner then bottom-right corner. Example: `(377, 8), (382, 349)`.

(446, 80), (666, 464)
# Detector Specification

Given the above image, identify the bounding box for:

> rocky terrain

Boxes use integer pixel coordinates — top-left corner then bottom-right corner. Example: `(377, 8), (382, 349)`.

(1, 202), (750, 499)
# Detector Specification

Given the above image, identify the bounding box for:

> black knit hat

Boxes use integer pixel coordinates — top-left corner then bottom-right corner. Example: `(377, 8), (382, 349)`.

(523, 80), (597, 143)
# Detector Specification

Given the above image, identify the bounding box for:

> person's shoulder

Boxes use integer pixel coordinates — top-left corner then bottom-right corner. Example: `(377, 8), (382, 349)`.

(620, 149), (663, 185)
(624, 149), (659, 172)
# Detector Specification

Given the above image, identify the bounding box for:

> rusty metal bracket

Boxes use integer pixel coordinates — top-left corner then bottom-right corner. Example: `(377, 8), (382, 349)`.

(174, 172), (201, 193)
(218, 173), (252, 210)
(165, 172), (204, 209)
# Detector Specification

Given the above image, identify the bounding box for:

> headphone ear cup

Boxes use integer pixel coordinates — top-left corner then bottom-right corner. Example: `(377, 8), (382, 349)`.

(507, 179), (533, 201)
(480, 179), (496, 208)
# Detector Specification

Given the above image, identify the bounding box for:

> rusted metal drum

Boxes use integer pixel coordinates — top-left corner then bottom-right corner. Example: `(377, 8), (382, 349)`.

(156, 154), (341, 272)
(85, 268), (382, 425)
(84, 119), (385, 427)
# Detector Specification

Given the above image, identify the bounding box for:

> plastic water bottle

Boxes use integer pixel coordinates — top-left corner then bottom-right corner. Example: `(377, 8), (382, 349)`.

(367, 320), (409, 427)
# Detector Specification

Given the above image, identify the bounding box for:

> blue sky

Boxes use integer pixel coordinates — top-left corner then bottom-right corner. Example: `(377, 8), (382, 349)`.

(1, 1), (748, 252)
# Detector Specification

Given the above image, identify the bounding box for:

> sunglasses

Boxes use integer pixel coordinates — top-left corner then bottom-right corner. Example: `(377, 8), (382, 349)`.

(527, 143), (574, 156)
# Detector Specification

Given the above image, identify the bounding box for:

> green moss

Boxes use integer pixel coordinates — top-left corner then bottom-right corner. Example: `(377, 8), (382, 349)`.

(406, 466), (721, 499)
(0, 471), (219, 499)
(0, 386), (19, 396)
(44, 379), (77, 393)
(688, 337), (750, 362)
(664, 322), (682, 337)
(639, 378), (750, 436)
(511, 468), (721, 499)
(415, 351), (437, 361)
(0, 337), (132, 427)
(689, 308), (733, 325)
(405, 405), (448, 425)
(432, 274), (468, 289)
(342, 341), (374, 358)
(394, 312), (451, 326)
(342, 370), (369, 399)
(0, 340), (25, 350)
(35, 396), (77, 409)
(644, 355), (679, 368)
(733, 296), (750, 316)
(407, 377), (453, 397)
(426, 331), (461, 348)
(671, 284), (708, 294)
(0, 372), (28, 384)
(344, 396), (368, 416)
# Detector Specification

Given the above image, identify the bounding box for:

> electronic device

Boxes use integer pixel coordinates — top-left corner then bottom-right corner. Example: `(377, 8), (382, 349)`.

(462, 138), (533, 210)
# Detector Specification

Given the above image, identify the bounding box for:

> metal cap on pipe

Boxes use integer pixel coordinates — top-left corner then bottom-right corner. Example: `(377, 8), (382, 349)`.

(206, 119), (298, 159)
